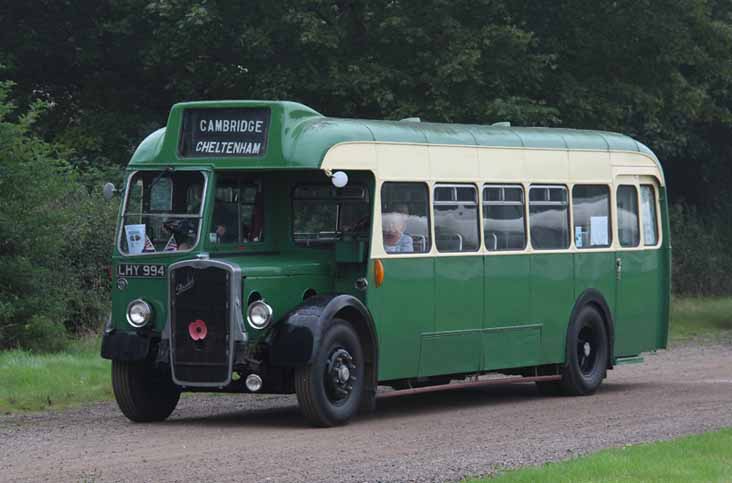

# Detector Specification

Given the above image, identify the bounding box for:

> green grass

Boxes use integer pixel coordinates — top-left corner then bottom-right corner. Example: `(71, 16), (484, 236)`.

(0, 335), (111, 413)
(465, 428), (732, 482)
(669, 297), (732, 342)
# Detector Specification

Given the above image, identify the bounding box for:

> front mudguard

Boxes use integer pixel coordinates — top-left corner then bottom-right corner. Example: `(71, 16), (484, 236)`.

(267, 294), (376, 368)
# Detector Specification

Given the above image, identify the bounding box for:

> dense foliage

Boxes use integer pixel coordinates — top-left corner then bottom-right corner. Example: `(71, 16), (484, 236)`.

(0, 83), (117, 350)
(1, 1), (731, 348)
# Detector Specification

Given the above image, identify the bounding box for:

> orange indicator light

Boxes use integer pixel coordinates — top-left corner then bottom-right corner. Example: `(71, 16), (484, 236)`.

(374, 259), (384, 288)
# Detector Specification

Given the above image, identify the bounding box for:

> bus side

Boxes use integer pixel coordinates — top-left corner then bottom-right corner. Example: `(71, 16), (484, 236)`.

(356, 144), (669, 383)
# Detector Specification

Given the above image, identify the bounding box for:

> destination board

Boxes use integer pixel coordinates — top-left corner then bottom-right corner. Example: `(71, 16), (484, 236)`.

(179, 107), (270, 158)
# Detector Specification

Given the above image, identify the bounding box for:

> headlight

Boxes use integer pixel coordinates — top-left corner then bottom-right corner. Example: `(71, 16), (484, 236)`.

(247, 300), (273, 329)
(126, 299), (152, 328)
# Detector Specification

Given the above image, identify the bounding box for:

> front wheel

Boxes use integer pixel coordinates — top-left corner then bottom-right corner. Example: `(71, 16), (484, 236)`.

(112, 360), (180, 422)
(294, 320), (365, 427)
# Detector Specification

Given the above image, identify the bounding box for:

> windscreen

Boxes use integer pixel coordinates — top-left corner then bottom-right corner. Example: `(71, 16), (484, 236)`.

(120, 171), (205, 255)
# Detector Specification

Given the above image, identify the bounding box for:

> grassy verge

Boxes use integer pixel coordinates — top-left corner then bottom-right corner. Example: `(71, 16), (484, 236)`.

(465, 428), (732, 482)
(0, 335), (111, 414)
(669, 297), (732, 342)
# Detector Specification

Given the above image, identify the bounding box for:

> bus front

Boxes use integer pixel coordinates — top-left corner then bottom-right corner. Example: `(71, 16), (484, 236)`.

(102, 101), (377, 427)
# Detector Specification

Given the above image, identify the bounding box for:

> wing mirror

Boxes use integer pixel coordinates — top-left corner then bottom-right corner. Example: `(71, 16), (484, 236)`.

(102, 182), (117, 201)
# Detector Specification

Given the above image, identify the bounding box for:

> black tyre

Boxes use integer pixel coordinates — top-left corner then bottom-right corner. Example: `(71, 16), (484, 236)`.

(112, 360), (181, 422)
(536, 306), (609, 397)
(294, 320), (365, 427)
(559, 305), (609, 396)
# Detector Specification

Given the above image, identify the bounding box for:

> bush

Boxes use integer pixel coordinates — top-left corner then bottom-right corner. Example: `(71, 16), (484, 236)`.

(670, 203), (732, 296)
(0, 81), (118, 351)
(16, 315), (68, 353)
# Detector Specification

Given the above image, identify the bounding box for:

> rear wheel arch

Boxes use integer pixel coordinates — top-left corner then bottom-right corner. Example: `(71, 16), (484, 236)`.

(569, 289), (615, 369)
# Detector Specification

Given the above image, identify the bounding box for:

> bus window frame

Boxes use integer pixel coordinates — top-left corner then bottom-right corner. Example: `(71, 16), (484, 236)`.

(117, 169), (209, 257)
(210, 175), (265, 247)
(291, 182), (370, 247)
(482, 184), (527, 252)
(527, 184), (571, 251)
(432, 183), (481, 254)
(639, 183), (661, 248)
(615, 184), (641, 249)
(379, 181), (433, 256)
(571, 184), (613, 250)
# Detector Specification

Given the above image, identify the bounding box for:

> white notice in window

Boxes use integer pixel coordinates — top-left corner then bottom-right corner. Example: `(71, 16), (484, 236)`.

(590, 216), (608, 246)
(125, 224), (146, 254)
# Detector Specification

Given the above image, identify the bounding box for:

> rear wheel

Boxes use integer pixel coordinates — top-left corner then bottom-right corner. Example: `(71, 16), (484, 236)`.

(536, 305), (609, 397)
(295, 320), (365, 427)
(112, 360), (180, 422)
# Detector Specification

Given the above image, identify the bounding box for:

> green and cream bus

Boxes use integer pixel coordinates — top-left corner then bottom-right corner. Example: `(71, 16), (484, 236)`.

(102, 101), (670, 427)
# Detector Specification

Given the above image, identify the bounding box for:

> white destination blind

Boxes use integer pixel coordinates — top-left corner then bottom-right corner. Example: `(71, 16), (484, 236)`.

(179, 107), (271, 157)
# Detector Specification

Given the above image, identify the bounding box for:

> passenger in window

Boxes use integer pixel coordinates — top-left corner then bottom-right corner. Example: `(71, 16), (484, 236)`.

(382, 204), (414, 253)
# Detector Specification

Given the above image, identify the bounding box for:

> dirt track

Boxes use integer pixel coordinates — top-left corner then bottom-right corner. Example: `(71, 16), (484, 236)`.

(1, 341), (731, 483)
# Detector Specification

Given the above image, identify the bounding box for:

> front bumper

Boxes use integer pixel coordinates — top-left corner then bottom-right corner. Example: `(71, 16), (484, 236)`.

(101, 331), (151, 361)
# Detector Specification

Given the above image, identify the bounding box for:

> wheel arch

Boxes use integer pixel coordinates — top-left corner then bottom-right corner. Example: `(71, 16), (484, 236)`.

(268, 294), (379, 400)
(568, 289), (615, 369)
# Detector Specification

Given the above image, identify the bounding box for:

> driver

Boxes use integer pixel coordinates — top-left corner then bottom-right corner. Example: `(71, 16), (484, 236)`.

(382, 204), (413, 253)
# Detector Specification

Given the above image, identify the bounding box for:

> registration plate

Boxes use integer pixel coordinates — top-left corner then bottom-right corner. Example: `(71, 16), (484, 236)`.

(117, 264), (166, 278)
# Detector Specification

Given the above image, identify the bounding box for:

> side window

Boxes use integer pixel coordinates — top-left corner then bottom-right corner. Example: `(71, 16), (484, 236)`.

(211, 176), (264, 244)
(381, 182), (431, 254)
(293, 184), (370, 245)
(640, 185), (659, 246)
(529, 185), (569, 250)
(483, 185), (526, 251)
(433, 185), (480, 252)
(572, 185), (611, 249)
(616, 185), (640, 247)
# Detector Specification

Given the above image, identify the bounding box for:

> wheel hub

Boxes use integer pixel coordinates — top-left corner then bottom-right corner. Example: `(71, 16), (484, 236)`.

(583, 341), (591, 357)
(326, 348), (357, 404)
(337, 364), (351, 383)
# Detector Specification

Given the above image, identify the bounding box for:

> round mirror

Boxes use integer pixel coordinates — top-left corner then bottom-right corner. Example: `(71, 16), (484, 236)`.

(331, 171), (348, 188)
(102, 182), (116, 201)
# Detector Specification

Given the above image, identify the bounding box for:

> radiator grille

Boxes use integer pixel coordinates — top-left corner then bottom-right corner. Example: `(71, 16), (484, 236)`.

(170, 266), (231, 384)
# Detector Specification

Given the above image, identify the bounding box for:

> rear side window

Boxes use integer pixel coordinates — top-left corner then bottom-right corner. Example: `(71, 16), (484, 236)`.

(640, 185), (659, 246)
(529, 185), (569, 250)
(433, 185), (480, 252)
(483, 185), (526, 251)
(572, 185), (611, 249)
(617, 185), (640, 247)
(381, 182), (431, 254)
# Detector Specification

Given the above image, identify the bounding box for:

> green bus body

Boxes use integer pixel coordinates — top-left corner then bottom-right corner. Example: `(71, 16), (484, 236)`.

(103, 100), (670, 425)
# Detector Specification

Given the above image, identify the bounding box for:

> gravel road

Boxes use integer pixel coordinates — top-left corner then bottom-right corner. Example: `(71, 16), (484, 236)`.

(1, 341), (731, 483)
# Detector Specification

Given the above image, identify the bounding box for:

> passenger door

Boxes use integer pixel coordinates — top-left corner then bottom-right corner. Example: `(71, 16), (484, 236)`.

(614, 176), (662, 356)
